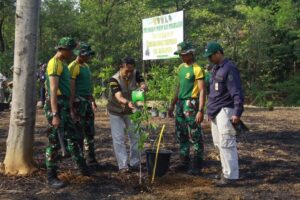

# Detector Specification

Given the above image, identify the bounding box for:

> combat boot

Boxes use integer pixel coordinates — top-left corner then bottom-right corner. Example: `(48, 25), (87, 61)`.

(47, 169), (66, 189)
(187, 157), (203, 176)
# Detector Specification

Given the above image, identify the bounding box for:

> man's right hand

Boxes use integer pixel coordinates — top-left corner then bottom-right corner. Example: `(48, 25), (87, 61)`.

(168, 105), (175, 118)
(52, 116), (60, 128)
(128, 101), (135, 109)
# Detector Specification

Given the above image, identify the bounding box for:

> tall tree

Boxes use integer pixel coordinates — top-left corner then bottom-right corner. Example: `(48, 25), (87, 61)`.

(3, 0), (41, 175)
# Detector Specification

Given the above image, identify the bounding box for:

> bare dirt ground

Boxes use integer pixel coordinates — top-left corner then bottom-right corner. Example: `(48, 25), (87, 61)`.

(0, 107), (300, 200)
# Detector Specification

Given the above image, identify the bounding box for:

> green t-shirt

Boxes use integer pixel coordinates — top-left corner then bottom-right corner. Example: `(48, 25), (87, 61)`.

(46, 56), (71, 97)
(68, 60), (93, 96)
(177, 63), (205, 99)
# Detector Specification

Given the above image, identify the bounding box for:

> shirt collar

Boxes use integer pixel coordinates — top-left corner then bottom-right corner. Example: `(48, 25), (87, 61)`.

(183, 62), (194, 68)
(217, 58), (229, 68)
(119, 70), (133, 81)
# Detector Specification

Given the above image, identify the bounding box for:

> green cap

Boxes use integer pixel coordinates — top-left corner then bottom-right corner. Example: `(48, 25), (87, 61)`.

(203, 42), (223, 57)
(73, 42), (95, 57)
(55, 37), (77, 50)
(174, 41), (195, 55)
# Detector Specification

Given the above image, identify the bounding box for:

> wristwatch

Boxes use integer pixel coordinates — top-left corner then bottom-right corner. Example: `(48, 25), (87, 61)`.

(198, 108), (204, 113)
(52, 112), (58, 117)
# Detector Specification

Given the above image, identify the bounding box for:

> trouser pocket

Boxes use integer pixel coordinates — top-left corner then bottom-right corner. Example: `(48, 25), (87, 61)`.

(220, 134), (236, 148)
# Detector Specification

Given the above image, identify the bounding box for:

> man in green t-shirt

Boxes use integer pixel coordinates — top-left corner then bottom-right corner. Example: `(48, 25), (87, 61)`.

(68, 42), (98, 166)
(169, 41), (206, 176)
(44, 37), (89, 189)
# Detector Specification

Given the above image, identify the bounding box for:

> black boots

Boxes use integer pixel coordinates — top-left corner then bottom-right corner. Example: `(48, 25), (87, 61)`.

(47, 165), (90, 189)
(78, 162), (91, 176)
(86, 156), (98, 166)
(47, 169), (66, 189)
(187, 158), (202, 176)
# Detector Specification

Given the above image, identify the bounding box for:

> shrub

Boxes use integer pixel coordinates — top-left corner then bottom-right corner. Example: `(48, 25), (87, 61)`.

(147, 66), (178, 110)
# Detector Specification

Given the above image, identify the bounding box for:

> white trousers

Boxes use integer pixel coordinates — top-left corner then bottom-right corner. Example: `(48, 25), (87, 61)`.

(211, 107), (239, 179)
(109, 113), (140, 170)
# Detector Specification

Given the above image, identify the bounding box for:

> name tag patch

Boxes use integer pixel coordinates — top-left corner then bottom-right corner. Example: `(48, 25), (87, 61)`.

(215, 82), (219, 91)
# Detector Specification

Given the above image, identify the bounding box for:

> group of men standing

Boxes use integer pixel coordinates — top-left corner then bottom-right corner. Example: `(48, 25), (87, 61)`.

(44, 37), (97, 189)
(169, 41), (244, 186)
(43, 36), (244, 189)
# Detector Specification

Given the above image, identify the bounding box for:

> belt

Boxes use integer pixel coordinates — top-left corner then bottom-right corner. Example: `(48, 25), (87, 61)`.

(57, 95), (69, 100)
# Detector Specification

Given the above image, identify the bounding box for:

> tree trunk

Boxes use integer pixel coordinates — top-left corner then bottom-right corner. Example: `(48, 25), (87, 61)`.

(3, 0), (41, 175)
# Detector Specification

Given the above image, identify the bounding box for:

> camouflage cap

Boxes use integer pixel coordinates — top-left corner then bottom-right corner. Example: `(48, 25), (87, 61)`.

(174, 41), (196, 55)
(203, 42), (223, 58)
(73, 42), (95, 57)
(55, 37), (77, 50)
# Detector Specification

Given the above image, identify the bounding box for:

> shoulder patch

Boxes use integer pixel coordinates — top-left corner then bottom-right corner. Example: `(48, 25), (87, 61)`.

(193, 63), (201, 68)
(228, 73), (234, 81)
(110, 82), (119, 86)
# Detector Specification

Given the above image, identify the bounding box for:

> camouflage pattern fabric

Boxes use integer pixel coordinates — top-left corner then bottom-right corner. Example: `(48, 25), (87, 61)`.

(44, 96), (85, 170)
(73, 96), (96, 160)
(175, 98), (204, 163)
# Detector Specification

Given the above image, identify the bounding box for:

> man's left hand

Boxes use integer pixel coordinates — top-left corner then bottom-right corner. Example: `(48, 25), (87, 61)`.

(92, 101), (97, 112)
(140, 84), (148, 92)
(195, 111), (204, 124)
(231, 115), (240, 124)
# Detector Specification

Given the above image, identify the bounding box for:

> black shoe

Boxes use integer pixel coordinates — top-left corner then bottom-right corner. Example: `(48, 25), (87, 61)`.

(47, 169), (66, 189)
(215, 176), (238, 187)
(86, 157), (99, 166)
(187, 166), (202, 176)
(212, 171), (223, 179)
(128, 164), (140, 172)
(187, 157), (203, 176)
(79, 167), (91, 176)
(118, 168), (130, 174)
(187, 161), (202, 176)
(48, 177), (67, 189)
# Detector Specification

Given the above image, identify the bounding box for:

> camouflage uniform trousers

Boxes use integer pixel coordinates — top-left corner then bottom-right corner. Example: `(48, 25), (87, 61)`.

(44, 96), (86, 170)
(175, 99), (204, 163)
(73, 96), (96, 159)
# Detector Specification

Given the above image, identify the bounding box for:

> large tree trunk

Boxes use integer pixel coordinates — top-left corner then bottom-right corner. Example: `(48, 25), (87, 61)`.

(3, 0), (41, 175)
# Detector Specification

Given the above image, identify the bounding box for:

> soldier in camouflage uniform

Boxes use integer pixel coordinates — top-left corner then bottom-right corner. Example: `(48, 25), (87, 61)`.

(169, 41), (206, 176)
(68, 42), (98, 166)
(44, 37), (89, 189)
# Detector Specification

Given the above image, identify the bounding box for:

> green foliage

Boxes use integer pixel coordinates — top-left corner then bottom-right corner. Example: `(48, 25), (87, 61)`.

(247, 75), (300, 107)
(0, 51), (13, 76)
(39, 0), (81, 62)
(273, 75), (300, 106)
(147, 65), (178, 110)
(266, 101), (274, 111)
(93, 65), (115, 99)
(1, 0), (300, 106)
(247, 84), (277, 107)
(129, 105), (157, 151)
(129, 103), (158, 184)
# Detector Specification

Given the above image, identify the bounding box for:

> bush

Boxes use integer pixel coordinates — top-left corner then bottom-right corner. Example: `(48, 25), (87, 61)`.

(246, 74), (300, 107)
(273, 75), (300, 106)
(246, 84), (277, 107)
(93, 65), (115, 99)
(146, 65), (178, 110)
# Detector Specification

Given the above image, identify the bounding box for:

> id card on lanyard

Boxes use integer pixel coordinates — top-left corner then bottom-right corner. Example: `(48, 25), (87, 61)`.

(215, 82), (219, 91)
(213, 66), (221, 92)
